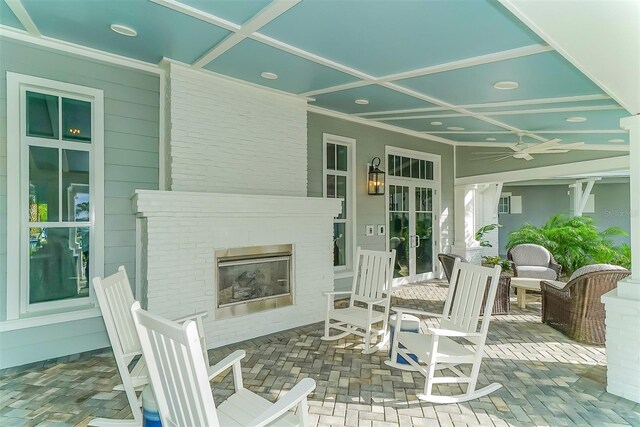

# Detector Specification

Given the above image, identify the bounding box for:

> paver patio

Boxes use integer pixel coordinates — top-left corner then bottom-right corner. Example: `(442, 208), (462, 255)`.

(1, 280), (639, 427)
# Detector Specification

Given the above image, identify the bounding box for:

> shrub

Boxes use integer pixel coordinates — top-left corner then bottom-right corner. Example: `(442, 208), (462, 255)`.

(506, 214), (628, 275)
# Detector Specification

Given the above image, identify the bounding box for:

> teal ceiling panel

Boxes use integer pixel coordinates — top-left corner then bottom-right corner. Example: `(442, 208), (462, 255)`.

(0, 1), (24, 30)
(311, 85), (438, 114)
(204, 39), (359, 94)
(366, 109), (456, 120)
(492, 109), (628, 132)
(21, 0), (231, 64)
(396, 52), (604, 105)
(260, 0), (542, 77)
(179, 0), (272, 25)
(430, 133), (538, 144)
(389, 116), (505, 133)
(468, 99), (622, 113)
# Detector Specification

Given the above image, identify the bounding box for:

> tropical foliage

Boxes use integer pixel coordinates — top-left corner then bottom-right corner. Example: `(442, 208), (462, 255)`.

(506, 214), (629, 274)
(475, 223), (502, 248)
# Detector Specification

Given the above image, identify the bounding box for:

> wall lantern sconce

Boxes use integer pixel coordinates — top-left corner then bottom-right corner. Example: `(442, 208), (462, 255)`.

(368, 157), (385, 195)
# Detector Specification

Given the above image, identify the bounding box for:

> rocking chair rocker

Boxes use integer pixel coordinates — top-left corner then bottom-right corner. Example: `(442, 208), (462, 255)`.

(322, 247), (396, 354)
(385, 259), (502, 403)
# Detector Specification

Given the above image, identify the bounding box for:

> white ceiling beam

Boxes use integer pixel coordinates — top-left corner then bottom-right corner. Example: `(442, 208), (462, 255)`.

(455, 141), (628, 151)
(150, 0), (240, 32)
(426, 129), (627, 134)
(192, 0), (301, 68)
(302, 81), (371, 97)
(4, 0), (40, 36)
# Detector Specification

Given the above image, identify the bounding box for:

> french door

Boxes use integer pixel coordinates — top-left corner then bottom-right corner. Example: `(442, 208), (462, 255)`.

(388, 182), (436, 284)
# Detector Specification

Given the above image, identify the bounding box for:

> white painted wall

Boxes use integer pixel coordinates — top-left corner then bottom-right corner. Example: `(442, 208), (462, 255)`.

(167, 63), (308, 195)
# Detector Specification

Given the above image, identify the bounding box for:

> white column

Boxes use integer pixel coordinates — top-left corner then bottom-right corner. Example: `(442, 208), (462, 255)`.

(602, 114), (640, 403)
(451, 185), (482, 264)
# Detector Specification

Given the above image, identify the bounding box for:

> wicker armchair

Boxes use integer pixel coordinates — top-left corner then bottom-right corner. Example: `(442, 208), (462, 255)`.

(437, 253), (510, 315)
(541, 264), (630, 344)
(507, 244), (562, 280)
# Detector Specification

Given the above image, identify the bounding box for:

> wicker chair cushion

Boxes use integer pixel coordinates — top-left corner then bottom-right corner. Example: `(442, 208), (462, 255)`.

(569, 263), (628, 282)
(509, 244), (551, 267)
(515, 266), (558, 280)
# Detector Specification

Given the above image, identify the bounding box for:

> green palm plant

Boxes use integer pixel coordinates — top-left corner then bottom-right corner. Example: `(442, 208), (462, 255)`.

(506, 214), (628, 274)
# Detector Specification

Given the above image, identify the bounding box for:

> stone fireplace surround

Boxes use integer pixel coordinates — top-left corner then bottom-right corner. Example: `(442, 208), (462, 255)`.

(134, 190), (341, 348)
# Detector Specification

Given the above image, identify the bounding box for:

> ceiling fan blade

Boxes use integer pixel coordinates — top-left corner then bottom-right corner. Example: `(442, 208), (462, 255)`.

(522, 153), (534, 161)
(553, 142), (584, 150)
(522, 138), (562, 153)
(527, 149), (569, 154)
(471, 151), (511, 154)
(493, 154), (516, 162)
(474, 154), (513, 161)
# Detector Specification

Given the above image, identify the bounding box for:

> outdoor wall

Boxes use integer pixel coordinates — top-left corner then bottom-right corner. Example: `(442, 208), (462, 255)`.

(307, 112), (455, 290)
(0, 38), (160, 368)
(456, 146), (628, 178)
(498, 180), (631, 256)
(167, 63), (307, 195)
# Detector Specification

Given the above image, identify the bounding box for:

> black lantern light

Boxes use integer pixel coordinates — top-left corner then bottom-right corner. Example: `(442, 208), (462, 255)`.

(367, 157), (385, 195)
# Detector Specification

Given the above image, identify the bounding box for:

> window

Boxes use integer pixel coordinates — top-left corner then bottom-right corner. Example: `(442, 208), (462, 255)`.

(7, 73), (104, 319)
(387, 154), (433, 180)
(323, 134), (355, 272)
(498, 196), (511, 214)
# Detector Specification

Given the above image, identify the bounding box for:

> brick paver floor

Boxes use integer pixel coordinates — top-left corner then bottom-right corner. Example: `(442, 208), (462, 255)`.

(1, 280), (639, 426)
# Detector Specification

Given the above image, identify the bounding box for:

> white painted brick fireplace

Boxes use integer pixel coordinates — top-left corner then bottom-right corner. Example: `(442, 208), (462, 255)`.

(134, 64), (341, 348)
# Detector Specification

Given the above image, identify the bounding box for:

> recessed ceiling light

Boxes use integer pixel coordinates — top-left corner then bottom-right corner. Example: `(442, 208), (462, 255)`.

(447, 126), (465, 131)
(430, 121), (443, 126)
(493, 81), (519, 90)
(485, 137), (497, 141)
(608, 138), (625, 143)
(566, 116), (587, 123)
(260, 71), (278, 80)
(110, 24), (137, 37)
(355, 99), (369, 105)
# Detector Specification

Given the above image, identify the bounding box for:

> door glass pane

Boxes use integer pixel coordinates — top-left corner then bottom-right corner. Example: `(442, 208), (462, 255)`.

(26, 91), (59, 139)
(336, 144), (347, 171)
(425, 161), (434, 180)
(333, 223), (346, 267)
(326, 174), (336, 198)
(326, 143), (335, 170)
(29, 227), (90, 304)
(62, 150), (90, 222)
(415, 212), (433, 275)
(29, 146), (59, 222)
(62, 98), (92, 142)
(401, 157), (411, 177)
(337, 175), (347, 219)
(389, 185), (409, 278)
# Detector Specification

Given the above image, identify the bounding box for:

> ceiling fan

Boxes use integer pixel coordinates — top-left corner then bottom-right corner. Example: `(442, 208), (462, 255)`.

(473, 133), (584, 162)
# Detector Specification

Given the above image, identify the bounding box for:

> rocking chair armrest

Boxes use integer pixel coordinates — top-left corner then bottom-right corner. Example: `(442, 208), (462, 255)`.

(248, 378), (316, 427)
(391, 307), (443, 318)
(427, 327), (481, 338)
(207, 349), (246, 379)
(360, 297), (387, 306)
(171, 310), (208, 324)
(323, 291), (352, 296)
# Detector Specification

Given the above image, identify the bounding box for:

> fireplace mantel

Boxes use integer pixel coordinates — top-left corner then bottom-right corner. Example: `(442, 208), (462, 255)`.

(133, 190), (341, 349)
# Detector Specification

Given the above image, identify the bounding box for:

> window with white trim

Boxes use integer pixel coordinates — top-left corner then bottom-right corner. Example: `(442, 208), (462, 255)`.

(323, 135), (354, 271)
(498, 195), (511, 214)
(7, 73), (104, 318)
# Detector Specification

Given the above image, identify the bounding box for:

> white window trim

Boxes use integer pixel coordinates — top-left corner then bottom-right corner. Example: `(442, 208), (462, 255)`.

(499, 192), (513, 214)
(322, 133), (356, 276)
(6, 72), (104, 321)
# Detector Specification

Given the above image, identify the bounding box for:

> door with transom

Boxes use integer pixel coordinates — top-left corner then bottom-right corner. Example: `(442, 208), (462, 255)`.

(386, 150), (439, 285)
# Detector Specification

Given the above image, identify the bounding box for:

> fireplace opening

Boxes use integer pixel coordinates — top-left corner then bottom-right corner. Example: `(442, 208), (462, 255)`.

(215, 244), (293, 319)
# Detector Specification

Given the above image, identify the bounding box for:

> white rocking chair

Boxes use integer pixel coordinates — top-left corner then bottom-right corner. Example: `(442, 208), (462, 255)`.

(322, 247), (396, 354)
(131, 301), (316, 427)
(90, 266), (212, 426)
(385, 259), (502, 403)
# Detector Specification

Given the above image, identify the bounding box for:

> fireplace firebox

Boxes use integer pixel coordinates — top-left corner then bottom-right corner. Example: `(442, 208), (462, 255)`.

(215, 244), (293, 319)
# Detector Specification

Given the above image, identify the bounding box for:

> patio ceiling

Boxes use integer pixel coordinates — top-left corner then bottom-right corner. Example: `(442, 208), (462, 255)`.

(0, 0), (630, 150)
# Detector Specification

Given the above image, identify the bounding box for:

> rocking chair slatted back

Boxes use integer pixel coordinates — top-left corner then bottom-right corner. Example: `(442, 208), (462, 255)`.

(352, 248), (395, 303)
(131, 301), (219, 427)
(441, 259), (501, 337)
(94, 266), (140, 357)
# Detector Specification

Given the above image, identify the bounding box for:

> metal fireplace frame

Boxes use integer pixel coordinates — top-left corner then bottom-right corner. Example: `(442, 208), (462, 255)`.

(214, 244), (293, 320)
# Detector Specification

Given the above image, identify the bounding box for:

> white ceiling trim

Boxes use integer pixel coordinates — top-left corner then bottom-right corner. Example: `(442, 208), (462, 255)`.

(192, 0), (300, 68)
(456, 141), (629, 151)
(0, 26), (162, 74)
(354, 94), (611, 117)
(150, 0), (240, 32)
(373, 104), (624, 121)
(303, 81), (372, 97)
(308, 105), (457, 146)
(426, 129), (627, 135)
(456, 155), (630, 186)
(5, 0), (40, 36)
